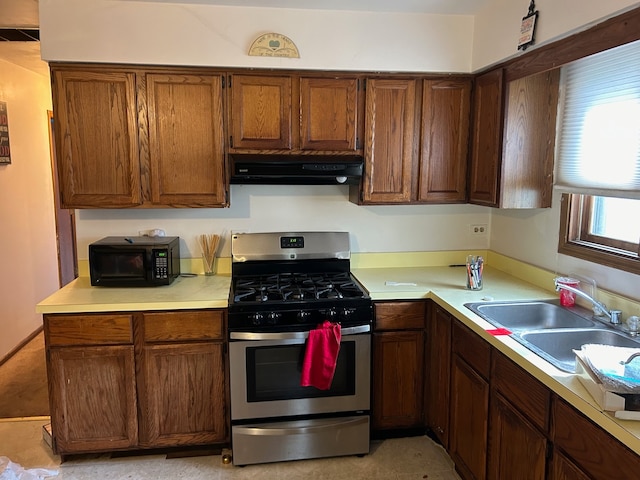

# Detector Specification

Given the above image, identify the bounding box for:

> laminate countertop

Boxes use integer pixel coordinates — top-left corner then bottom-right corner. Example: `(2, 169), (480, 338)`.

(36, 263), (640, 454)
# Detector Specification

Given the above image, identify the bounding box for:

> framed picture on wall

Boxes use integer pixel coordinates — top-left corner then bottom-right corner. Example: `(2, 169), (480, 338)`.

(0, 101), (11, 165)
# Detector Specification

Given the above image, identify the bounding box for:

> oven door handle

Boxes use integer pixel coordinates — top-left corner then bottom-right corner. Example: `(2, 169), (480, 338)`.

(232, 416), (369, 436)
(229, 324), (370, 341)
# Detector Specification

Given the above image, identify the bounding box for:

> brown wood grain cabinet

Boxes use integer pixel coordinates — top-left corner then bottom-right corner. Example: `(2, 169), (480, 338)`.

(228, 74), (361, 153)
(425, 304), (452, 448)
(44, 309), (227, 456)
(50, 64), (228, 208)
(51, 69), (142, 208)
(469, 68), (559, 208)
(372, 301), (426, 430)
(418, 78), (471, 203)
(359, 78), (417, 204)
(449, 321), (491, 480)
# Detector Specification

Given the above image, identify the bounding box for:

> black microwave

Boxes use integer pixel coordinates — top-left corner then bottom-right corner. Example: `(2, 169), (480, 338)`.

(89, 236), (181, 287)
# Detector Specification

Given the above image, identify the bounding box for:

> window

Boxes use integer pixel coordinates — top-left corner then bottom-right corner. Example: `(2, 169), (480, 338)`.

(557, 40), (640, 273)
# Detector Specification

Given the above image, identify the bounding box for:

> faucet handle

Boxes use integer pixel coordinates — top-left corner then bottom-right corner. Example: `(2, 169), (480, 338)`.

(610, 310), (622, 325)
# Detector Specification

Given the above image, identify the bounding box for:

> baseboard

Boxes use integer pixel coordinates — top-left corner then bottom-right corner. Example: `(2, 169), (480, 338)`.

(0, 326), (43, 367)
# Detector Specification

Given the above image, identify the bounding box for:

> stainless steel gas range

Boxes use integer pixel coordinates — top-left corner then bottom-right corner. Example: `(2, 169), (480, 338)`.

(227, 231), (373, 466)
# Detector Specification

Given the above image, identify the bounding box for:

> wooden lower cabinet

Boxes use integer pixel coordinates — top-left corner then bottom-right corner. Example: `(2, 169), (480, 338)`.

(488, 392), (547, 480)
(425, 304), (451, 447)
(372, 301), (426, 430)
(48, 345), (138, 453)
(549, 449), (591, 480)
(44, 309), (227, 456)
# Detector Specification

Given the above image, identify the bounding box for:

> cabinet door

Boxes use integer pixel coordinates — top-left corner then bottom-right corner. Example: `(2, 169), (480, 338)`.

(468, 69), (504, 207)
(449, 355), (489, 480)
(48, 346), (138, 453)
(487, 392), (547, 480)
(229, 74), (292, 149)
(299, 77), (359, 151)
(372, 330), (425, 429)
(146, 73), (227, 207)
(52, 69), (141, 208)
(426, 305), (452, 447)
(418, 78), (471, 203)
(549, 449), (591, 480)
(362, 79), (417, 203)
(141, 342), (226, 446)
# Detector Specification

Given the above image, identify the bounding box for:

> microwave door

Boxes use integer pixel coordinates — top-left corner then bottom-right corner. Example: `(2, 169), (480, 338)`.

(91, 249), (150, 286)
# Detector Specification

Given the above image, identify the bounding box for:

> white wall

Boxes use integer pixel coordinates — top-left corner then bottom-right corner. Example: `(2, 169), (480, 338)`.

(0, 60), (57, 359)
(472, 0), (640, 70)
(39, 0), (474, 73)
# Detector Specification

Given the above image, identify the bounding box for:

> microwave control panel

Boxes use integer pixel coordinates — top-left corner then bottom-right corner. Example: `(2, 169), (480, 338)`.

(153, 249), (169, 279)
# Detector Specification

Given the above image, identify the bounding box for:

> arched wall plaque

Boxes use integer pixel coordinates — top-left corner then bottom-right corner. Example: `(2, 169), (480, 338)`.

(248, 33), (300, 58)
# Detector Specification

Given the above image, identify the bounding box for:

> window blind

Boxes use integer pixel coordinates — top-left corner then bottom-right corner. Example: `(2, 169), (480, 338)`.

(556, 39), (640, 199)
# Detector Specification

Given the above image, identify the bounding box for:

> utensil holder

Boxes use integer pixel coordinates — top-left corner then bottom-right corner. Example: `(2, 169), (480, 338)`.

(466, 255), (483, 290)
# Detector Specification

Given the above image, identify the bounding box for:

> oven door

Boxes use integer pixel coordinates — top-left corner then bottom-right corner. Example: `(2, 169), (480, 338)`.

(229, 325), (370, 421)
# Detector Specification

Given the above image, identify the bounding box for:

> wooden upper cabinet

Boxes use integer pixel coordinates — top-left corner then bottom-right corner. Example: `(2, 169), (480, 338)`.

(228, 74), (292, 150)
(299, 77), (359, 151)
(145, 73), (227, 207)
(469, 68), (504, 207)
(361, 78), (417, 204)
(52, 69), (141, 208)
(418, 78), (471, 203)
(469, 68), (560, 208)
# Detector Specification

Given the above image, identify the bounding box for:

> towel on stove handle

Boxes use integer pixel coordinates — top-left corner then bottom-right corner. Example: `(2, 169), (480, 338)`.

(301, 321), (341, 390)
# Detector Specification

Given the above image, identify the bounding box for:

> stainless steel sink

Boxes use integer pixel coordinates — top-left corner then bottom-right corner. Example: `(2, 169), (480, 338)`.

(519, 328), (640, 373)
(465, 300), (596, 331)
(465, 299), (640, 373)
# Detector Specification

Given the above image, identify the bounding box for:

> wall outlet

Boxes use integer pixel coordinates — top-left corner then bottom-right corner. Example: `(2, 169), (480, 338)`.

(470, 224), (488, 235)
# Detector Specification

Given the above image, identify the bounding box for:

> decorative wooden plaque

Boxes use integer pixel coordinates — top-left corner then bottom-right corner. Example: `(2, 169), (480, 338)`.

(248, 33), (300, 58)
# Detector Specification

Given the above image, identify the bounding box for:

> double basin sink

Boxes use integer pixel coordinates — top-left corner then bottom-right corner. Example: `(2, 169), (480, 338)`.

(465, 300), (640, 373)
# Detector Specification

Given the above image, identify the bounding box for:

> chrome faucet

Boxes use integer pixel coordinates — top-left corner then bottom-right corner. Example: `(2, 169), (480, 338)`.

(554, 279), (622, 324)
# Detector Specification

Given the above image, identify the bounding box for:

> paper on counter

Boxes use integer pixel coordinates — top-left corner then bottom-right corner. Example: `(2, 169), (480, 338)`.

(385, 281), (418, 287)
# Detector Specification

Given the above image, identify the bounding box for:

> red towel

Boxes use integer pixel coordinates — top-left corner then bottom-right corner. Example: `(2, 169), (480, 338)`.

(301, 321), (341, 390)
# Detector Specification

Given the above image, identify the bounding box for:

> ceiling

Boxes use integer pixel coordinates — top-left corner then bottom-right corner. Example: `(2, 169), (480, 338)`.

(0, 0), (491, 77)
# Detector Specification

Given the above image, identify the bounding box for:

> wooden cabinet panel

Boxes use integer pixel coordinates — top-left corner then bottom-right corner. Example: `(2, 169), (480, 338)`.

(500, 70), (559, 208)
(449, 354), (489, 480)
(46, 314), (133, 346)
(142, 310), (224, 342)
(229, 74), (292, 150)
(361, 78), (417, 204)
(468, 69), (504, 207)
(48, 345), (138, 453)
(300, 77), (359, 151)
(140, 342), (226, 446)
(146, 73), (227, 206)
(452, 321), (491, 380)
(549, 449), (591, 480)
(553, 398), (640, 480)
(426, 304), (452, 447)
(491, 352), (550, 433)
(52, 69), (141, 208)
(487, 391), (547, 480)
(374, 301), (426, 330)
(372, 330), (425, 429)
(418, 78), (471, 203)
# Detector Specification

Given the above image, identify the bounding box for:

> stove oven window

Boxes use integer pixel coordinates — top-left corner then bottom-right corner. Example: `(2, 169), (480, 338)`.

(245, 342), (356, 401)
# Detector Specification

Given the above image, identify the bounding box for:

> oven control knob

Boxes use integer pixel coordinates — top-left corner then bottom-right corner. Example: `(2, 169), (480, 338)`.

(326, 308), (338, 320)
(250, 313), (264, 326)
(266, 312), (281, 325)
(340, 308), (354, 319)
(297, 311), (311, 321)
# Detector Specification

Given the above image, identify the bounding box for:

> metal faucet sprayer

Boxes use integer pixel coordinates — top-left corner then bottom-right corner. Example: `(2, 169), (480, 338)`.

(554, 279), (622, 324)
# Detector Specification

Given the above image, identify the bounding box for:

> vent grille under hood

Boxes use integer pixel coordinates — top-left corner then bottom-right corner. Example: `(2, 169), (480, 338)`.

(229, 154), (363, 185)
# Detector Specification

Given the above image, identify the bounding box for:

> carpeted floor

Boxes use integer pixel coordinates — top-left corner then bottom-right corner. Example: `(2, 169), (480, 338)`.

(0, 331), (49, 418)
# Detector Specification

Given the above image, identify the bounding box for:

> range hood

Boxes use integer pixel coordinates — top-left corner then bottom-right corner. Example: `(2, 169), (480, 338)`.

(229, 154), (363, 185)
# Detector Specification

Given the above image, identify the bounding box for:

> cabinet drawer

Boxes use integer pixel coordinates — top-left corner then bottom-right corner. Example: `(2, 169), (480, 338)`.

(452, 320), (491, 379)
(492, 352), (550, 433)
(553, 398), (640, 480)
(143, 310), (224, 342)
(45, 314), (133, 346)
(374, 302), (426, 331)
